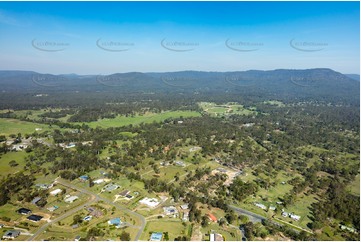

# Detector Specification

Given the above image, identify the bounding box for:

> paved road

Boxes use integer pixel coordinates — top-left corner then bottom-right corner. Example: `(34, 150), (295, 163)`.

(27, 194), (97, 241)
(229, 205), (312, 235)
(229, 205), (266, 223)
(55, 178), (146, 240)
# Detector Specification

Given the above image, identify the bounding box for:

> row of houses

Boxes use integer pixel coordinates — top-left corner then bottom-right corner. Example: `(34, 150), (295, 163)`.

(281, 211), (301, 221)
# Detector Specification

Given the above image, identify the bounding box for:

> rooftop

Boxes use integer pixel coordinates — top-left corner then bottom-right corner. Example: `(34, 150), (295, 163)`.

(3, 230), (21, 239)
(17, 208), (31, 215)
(27, 214), (43, 222)
(150, 232), (163, 241)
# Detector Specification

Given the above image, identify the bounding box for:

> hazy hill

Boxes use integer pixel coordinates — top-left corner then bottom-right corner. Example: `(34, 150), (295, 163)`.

(0, 68), (359, 104)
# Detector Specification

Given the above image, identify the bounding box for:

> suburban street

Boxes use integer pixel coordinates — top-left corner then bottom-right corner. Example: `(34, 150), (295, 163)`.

(55, 178), (146, 240)
(27, 194), (97, 241)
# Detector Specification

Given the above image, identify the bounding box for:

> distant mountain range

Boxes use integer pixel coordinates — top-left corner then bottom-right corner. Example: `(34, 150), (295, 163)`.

(345, 74), (360, 81)
(0, 68), (359, 104)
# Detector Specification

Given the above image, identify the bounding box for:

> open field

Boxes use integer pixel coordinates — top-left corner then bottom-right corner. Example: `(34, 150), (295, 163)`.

(140, 219), (188, 240)
(82, 111), (201, 128)
(0, 118), (53, 136)
(200, 222), (242, 241)
(198, 102), (257, 117)
(0, 151), (28, 177)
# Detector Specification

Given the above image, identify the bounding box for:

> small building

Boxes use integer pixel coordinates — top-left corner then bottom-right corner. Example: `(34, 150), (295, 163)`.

(119, 190), (130, 197)
(139, 197), (160, 208)
(31, 197), (42, 205)
(125, 194), (134, 200)
(290, 214), (301, 221)
(180, 204), (189, 210)
(72, 224), (79, 229)
(340, 225), (357, 233)
(83, 215), (92, 221)
(182, 212), (189, 222)
(163, 206), (178, 216)
(66, 143), (76, 148)
(50, 188), (63, 196)
(254, 202), (267, 210)
(2, 230), (21, 240)
(208, 213), (217, 223)
(108, 218), (122, 228)
(79, 175), (89, 182)
(35, 184), (49, 190)
(27, 214), (43, 222)
(269, 206), (276, 211)
(17, 208), (31, 215)
(150, 232), (163, 241)
(174, 160), (186, 167)
(93, 179), (104, 184)
(47, 205), (59, 212)
(103, 184), (119, 192)
(210, 233), (224, 241)
(64, 195), (79, 203)
(189, 146), (201, 152)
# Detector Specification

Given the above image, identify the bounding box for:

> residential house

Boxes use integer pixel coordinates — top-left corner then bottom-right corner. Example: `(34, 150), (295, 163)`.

(174, 160), (186, 167)
(17, 208), (31, 215)
(27, 215), (43, 222)
(103, 184), (119, 192)
(254, 202), (267, 210)
(108, 218), (122, 228)
(64, 195), (79, 203)
(139, 197), (159, 208)
(93, 179), (104, 184)
(210, 233), (224, 241)
(50, 188), (63, 196)
(31, 197), (42, 206)
(150, 232), (163, 241)
(79, 175), (89, 182)
(269, 206), (276, 211)
(208, 213), (217, 223)
(47, 205), (59, 212)
(290, 214), (301, 221)
(180, 204), (189, 210)
(163, 206), (178, 217)
(35, 184), (49, 190)
(2, 230), (20, 240)
(182, 211), (189, 222)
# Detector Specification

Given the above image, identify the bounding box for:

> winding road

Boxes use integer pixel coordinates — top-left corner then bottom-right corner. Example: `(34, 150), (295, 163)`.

(229, 204), (266, 223)
(28, 178), (146, 241)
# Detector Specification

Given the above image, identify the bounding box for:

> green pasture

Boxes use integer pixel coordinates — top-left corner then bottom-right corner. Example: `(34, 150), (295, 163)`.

(81, 111), (201, 128)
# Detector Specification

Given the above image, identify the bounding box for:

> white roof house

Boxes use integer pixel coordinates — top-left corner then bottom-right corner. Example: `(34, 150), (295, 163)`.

(180, 204), (189, 210)
(93, 179), (104, 184)
(290, 214), (301, 221)
(254, 202), (267, 210)
(163, 206), (178, 216)
(139, 197), (160, 208)
(64, 195), (79, 203)
(50, 188), (62, 196)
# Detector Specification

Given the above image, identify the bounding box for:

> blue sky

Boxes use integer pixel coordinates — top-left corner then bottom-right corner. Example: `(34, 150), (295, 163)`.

(0, 1), (359, 74)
